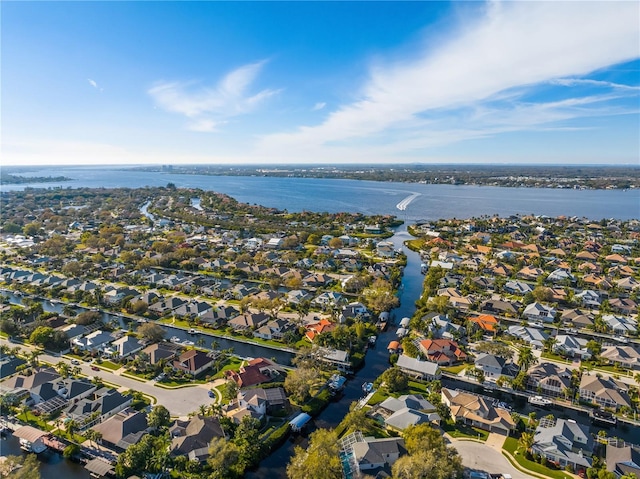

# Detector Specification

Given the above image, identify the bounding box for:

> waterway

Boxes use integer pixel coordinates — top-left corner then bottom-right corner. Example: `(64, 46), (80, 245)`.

(245, 224), (425, 479)
(2, 166), (639, 221)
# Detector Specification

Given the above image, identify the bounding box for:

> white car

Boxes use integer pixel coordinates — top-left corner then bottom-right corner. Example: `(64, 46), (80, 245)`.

(71, 359), (80, 365)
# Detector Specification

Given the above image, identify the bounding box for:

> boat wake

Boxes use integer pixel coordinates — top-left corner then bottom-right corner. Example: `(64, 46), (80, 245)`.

(396, 192), (421, 211)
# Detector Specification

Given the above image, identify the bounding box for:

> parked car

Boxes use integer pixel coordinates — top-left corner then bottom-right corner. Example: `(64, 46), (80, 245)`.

(91, 365), (100, 371)
(71, 359), (80, 365)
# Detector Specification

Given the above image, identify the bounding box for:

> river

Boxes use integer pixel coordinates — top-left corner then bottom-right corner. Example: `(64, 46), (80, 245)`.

(2, 166), (639, 221)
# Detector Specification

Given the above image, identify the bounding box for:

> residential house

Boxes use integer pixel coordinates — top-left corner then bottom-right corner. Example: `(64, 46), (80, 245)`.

(561, 309), (594, 329)
(553, 335), (591, 360)
(523, 302), (557, 323)
(103, 287), (139, 305)
(606, 444), (640, 478)
(532, 419), (593, 471)
(351, 436), (406, 474)
(318, 348), (351, 371)
(226, 358), (282, 388)
(376, 394), (440, 430)
(376, 241), (396, 258)
(170, 415), (225, 462)
(72, 330), (114, 352)
(504, 280), (533, 295)
(253, 318), (296, 341)
(467, 314), (499, 336)
(474, 353), (519, 383)
(91, 407), (149, 452)
(575, 290), (602, 309)
(547, 268), (575, 284)
(305, 318), (336, 342)
(436, 288), (472, 311)
(227, 312), (270, 331)
(418, 339), (467, 366)
(480, 299), (520, 317)
(609, 298), (638, 316)
(602, 314), (637, 336)
(441, 388), (515, 435)
(148, 296), (188, 316)
(141, 342), (177, 365)
(579, 375), (631, 411)
(527, 362), (573, 398)
(600, 345), (640, 370)
(231, 387), (290, 422)
(65, 387), (132, 428)
(426, 313), (465, 340)
(105, 335), (144, 359)
(172, 350), (215, 377)
(173, 299), (213, 318)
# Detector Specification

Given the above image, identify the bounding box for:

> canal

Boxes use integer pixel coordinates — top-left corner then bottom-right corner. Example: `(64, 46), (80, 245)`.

(245, 225), (425, 478)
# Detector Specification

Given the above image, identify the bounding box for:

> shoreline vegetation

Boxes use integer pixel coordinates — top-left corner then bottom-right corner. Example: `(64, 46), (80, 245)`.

(133, 164), (639, 190)
(1, 164), (639, 189)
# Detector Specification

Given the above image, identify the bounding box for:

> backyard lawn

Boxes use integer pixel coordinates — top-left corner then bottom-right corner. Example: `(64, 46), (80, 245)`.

(503, 436), (575, 479)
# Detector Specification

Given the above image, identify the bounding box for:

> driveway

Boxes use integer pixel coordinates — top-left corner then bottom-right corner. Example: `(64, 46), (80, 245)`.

(450, 439), (536, 479)
(1, 338), (215, 418)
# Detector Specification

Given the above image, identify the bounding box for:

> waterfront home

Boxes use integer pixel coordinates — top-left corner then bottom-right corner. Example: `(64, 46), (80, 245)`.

(148, 296), (188, 316)
(579, 375), (631, 411)
(318, 348), (351, 371)
(226, 357), (282, 388)
(387, 341), (402, 354)
(474, 353), (519, 383)
(426, 313), (465, 340)
(340, 302), (370, 322)
(418, 339), (467, 366)
(532, 418), (592, 471)
(602, 314), (637, 336)
(606, 443), (640, 478)
(90, 407), (149, 452)
(232, 387), (290, 421)
(172, 299), (213, 318)
(441, 388), (515, 435)
(104, 335), (144, 358)
(103, 286), (139, 305)
(141, 342), (177, 365)
(72, 330), (115, 352)
(172, 350), (215, 377)
(376, 394), (440, 431)
(561, 308), (594, 329)
(376, 241), (396, 258)
(526, 362), (573, 398)
(395, 354), (441, 380)
(227, 312), (270, 331)
(65, 387), (132, 429)
(0, 355), (26, 378)
(436, 288), (472, 311)
(170, 415), (225, 462)
(253, 318), (296, 341)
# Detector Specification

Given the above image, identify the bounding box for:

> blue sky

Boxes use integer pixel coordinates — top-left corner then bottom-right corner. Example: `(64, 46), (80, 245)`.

(2, 1), (639, 166)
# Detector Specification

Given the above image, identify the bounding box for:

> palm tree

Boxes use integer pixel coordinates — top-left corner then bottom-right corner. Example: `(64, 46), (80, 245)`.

(63, 304), (77, 317)
(55, 361), (71, 378)
(66, 419), (79, 440)
(198, 404), (208, 417)
(518, 432), (535, 454)
(28, 350), (41, 367)
(210, 339), (219, 351)
(517, 346), (536, 372)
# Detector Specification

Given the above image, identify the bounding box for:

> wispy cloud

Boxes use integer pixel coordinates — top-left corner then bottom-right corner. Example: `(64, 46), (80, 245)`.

(312, 102), (326, 111)
(148, 60), (280, 132)
(257, 1), (639, 160)
(88, 78), (103, 92)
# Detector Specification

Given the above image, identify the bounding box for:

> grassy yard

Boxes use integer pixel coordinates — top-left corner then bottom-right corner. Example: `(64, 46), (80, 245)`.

(407, 380), (429, 395)
(96, 360), (121, 371)
(212, 357), (245, 379)
(503, 437), (574, 479)
(121, 372), (149, 382)
(18, 411), (53, 432)
(541, 352), (571, 363)
(442, 364), (467, 375)
(442, 422), (489, 441)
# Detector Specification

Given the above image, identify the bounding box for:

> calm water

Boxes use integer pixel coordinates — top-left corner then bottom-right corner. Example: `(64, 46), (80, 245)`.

(1, 165), (638, 221)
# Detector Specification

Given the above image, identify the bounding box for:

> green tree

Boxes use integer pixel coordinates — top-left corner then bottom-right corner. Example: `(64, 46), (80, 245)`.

(233, 417), (263, 469)
(29, 326), (54, 348)
(207, 437), (241, 479)
(287, 429), (342, 479)
(147, 405), (171, 430)
(377, 367), (408, 393)
(137, 322), (165, 343)
(518, 431), (534, 454)
(517, 346), (536, 371)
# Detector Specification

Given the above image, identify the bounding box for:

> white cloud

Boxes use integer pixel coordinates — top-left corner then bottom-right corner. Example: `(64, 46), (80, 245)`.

(88, 78), (103, 92)
(312, 102), (326, 111)
(257, 1), (639, 160)
(148, 60), (280, 132)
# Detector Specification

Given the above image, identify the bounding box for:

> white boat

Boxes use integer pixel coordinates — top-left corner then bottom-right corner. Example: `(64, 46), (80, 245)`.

(170, 336), (181, 343)
(189, 328), (196, 334)
(362, 382), (373, 393)
(528, 395), (552, 407)
(368, 336), (377, 345)
(182, 340), (195, 346)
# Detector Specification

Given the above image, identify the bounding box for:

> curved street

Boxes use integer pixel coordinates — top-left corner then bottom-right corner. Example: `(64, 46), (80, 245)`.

(0, 338), (215, 417)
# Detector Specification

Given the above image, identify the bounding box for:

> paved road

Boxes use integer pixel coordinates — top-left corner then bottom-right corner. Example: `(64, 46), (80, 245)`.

(450, 438), (536, 479)
(0, 338), (215, 417)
